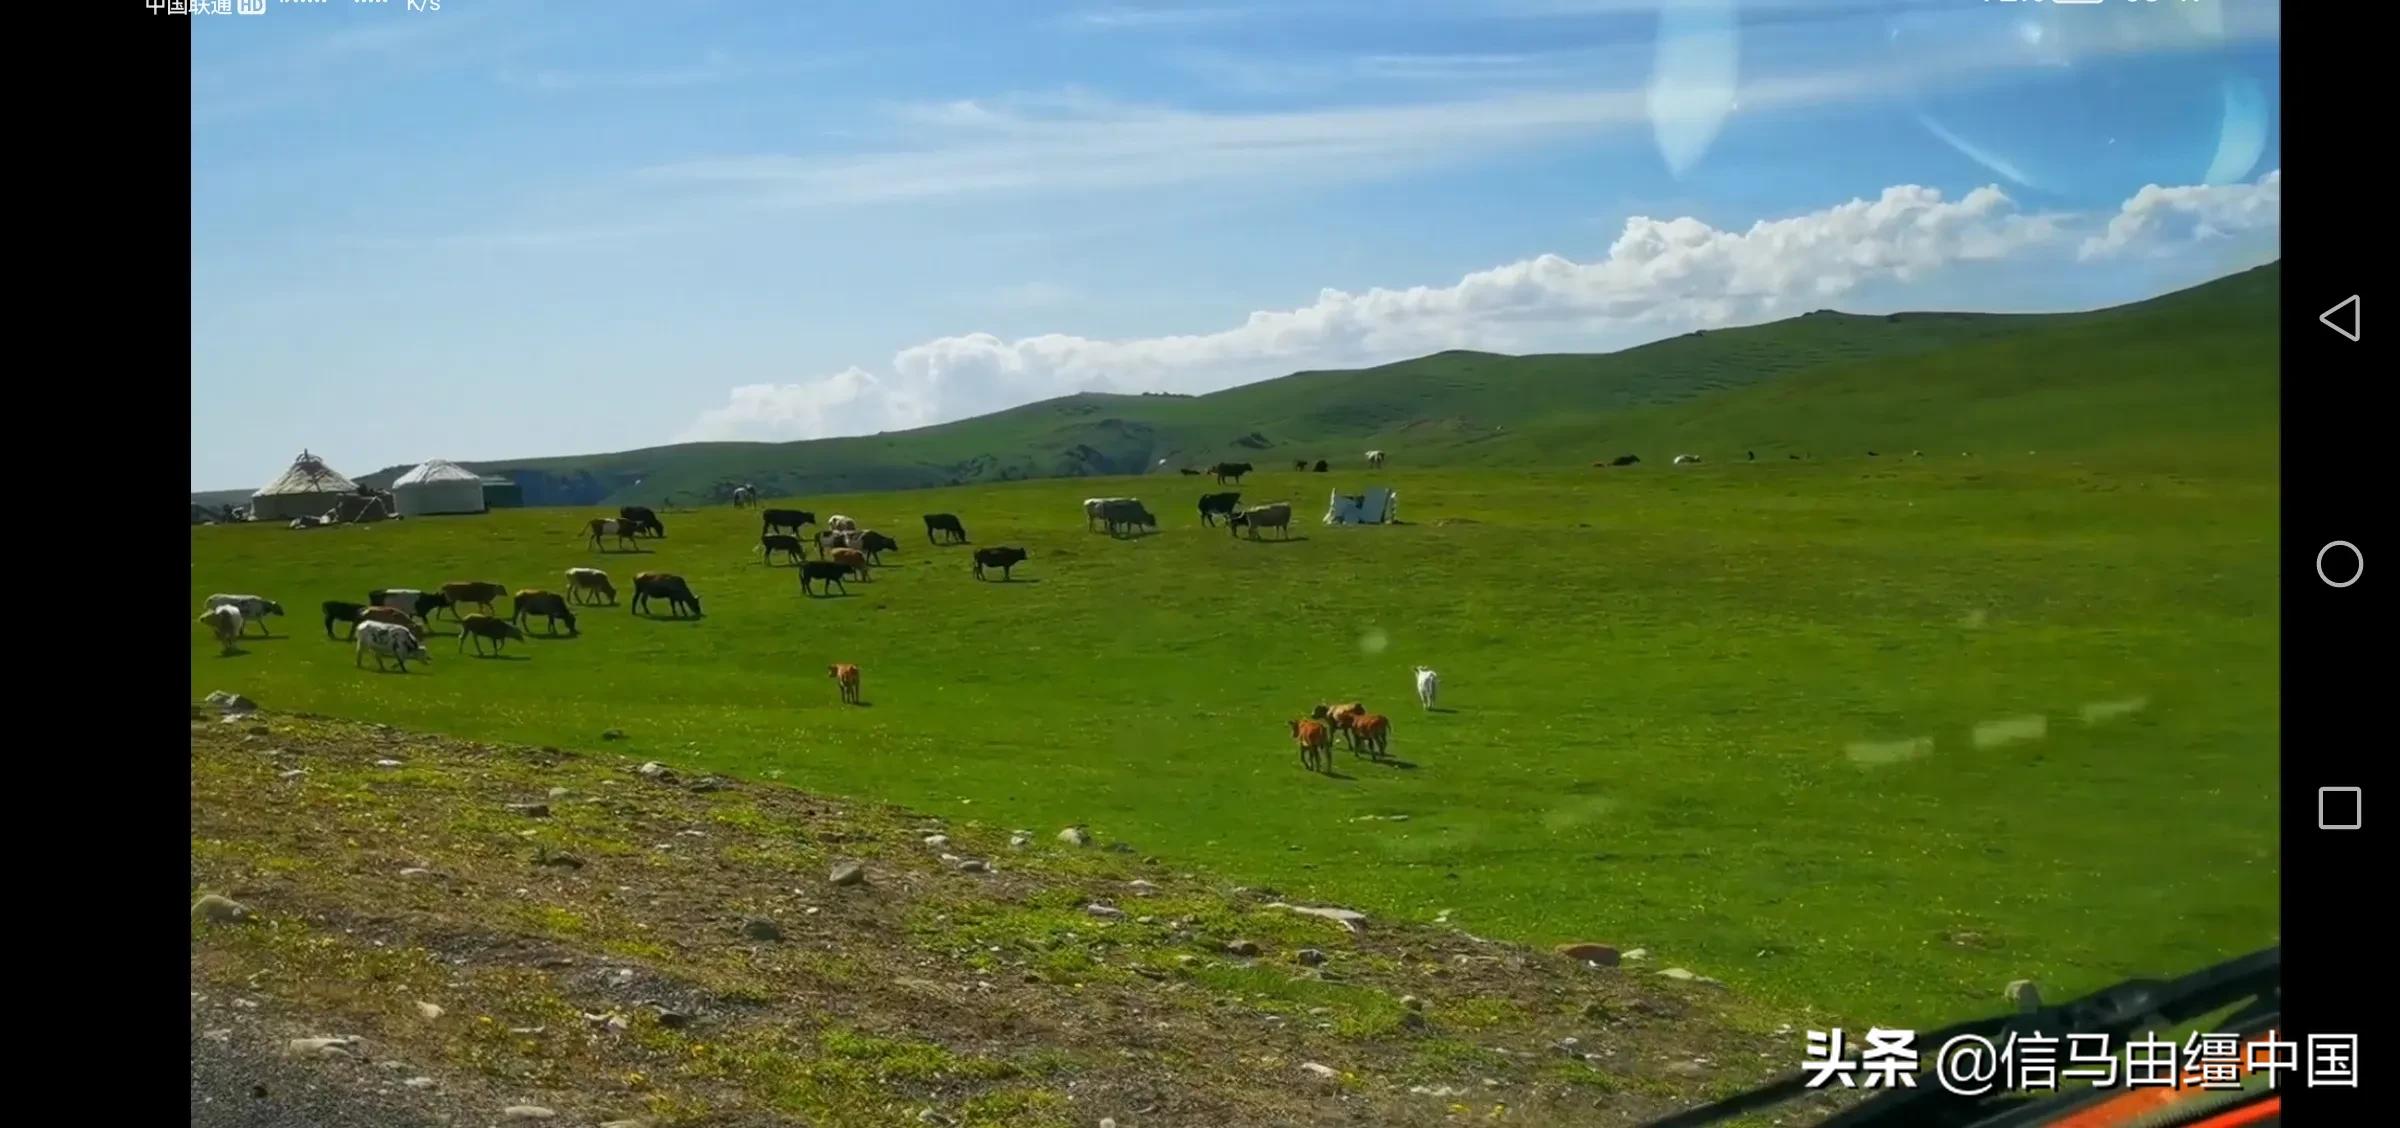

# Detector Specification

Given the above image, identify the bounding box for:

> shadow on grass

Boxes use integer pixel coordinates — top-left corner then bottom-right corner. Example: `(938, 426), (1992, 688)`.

(1233, 535), (1309, 544)
(464, 652), (531, 661)
(975, 575), (1040, 584)
(1425, 706), (1458, 715)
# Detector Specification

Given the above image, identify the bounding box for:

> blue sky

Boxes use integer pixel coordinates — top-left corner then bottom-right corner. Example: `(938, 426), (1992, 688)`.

(190, 0), (2282, 490)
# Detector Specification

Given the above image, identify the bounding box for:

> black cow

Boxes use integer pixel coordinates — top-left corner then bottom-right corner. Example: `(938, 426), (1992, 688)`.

(1197, 491), (1241, 527)
(762, 508), (815, 536)
(973, 546), (1030, 581)
(1177, 468), (1201, 476)
(1293, 460), (1309, 471)
(798, 560), (853, 596)
(1313, 460), (1329, 472)
(923, 513), (967, 545)
(1867, 450), (1880, 457)
(369, 589), (450, 620)
(321, 600), (369, 639)
(860, 530), (901, 564)
(1609, 454), (1641, 467)
(630, 573), (702, 618)
(1209, 461), (1253, 485)
(1747, 451), (1756, 461)
(619, 505), (666, 538)
(758, 533), (806, 565)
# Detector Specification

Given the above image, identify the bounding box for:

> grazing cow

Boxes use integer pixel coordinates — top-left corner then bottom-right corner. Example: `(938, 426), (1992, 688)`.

(859, 530), (901, 563)
(1083, 497), (1134, 531)
(972, 546), (1029, 581)
(354, 619), (431, 672)
(1352, 714), (1391, 759)
(1314, 460), (1329, 473)
(1414, 666), (1439, 710)
(457, 613), (528, 656)
(197, 605), (244, 654)
(619, 506), (666, 538)
(1673, 454), (1702, 465)
(826, 514), (858, 534)
(586, 518), (640, 552)
(439, 581), (507, 619)
(1366, 450), (1386, 469)
(565, 567), (615, 605)
(1100, 499), (1156, 536)
(923, 513), (967, 545)
(730, 485), (757, 508)
(510, 590), (578, 636)
(357, 605), (425, 640)
(762, 508), (815, 536)
(1789, 454), (1801, 460)
(1209, 461), (1253, 485)
(1197, 491), (1241, 526)
(370, 589), (451, 621)
(1289, 719), (1333, 774)
(1178, 467), (1201, 476)
(1867, 450), (1880, 457)
(1293, 460), (1309, 471)
(204, 594), (284, 636)
(798, 559), (854, 596)
(758, 533), (806, 566)
(828, 546), (871, 581)
(630, 572), (703, 617)
(1227, 502), (1293, 539)
(1912, 450), (1924, 457)
(830, 663), (862, 705)
(1609, 454), (1641, 467)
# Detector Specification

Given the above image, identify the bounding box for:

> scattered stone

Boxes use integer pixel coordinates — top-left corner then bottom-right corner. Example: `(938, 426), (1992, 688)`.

(374, 759), (404, 768)
(1666, 1059), (1709, 1077)
(546, 787), (571, 799)
(1008, 833), (1031, 850)
(1400, 1010), (1428, 1030)
(924, 835), (950, 848)
(1174, 954), (1198, 967)
(828, 861), (867, 887)
(1107, 842), (1135, 854)
(1224, 939), (1261, 957)
(687, 776), (727, 793)
(1296, 948), (1326, 966)
(507, 803), (551, 818)
(398, 867), (434, 879)
(741, 918), (785, 942)
(957, 859), (990, 873)
(1401, 994), (1424, 1011)
(402, 1077), (436, 1090)
(502, 1106), (557, 1120)
(1409, 1084), (1466, 1097)
(1127, 879), (1157, 894)
(204, 691), (257, 713)
(600, 1121), (654, 1128)
(415, 1001), (444, 1021)
(1556, 943), (1621, 966)
(635, 760), (667, 777)
(1057, 826), (1091, 847)
(652, 1008), (694, 1030)
(1659, 967), (1700, 981)
(1085, 904), (1125, 920)
(603, 968), (635, 987)
(1299, 1062), (1338, 1081)
(1264, 902), (1368, 934)
(604, 730), (629, 741)
(2006, 979), (2042, 1012)
(1622, 948), (1649, 962)
(1100, 1120), (1118, 1128)
(248, 725), (271, 736)
(286, 1036), (359, 1058)
(533, 851), (585, 869)
(278, 768), (306, 779)
(192, 893), (253, 925)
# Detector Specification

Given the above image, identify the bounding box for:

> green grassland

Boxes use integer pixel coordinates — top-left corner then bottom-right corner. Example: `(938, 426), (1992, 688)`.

(190, 265), (2279, 1030)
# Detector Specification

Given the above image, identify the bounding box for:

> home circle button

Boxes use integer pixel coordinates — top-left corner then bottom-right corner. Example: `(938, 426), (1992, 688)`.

(2316, 541), (2363, 589)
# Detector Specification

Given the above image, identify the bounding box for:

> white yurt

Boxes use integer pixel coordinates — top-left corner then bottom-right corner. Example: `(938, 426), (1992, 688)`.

(391, 459), (489, 517)
(251, 449), (360, 521)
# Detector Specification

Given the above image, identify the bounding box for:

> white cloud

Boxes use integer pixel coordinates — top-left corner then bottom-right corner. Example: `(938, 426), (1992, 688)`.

(1072, 5), (1249, 29)
(2079, 170), (2281, 260)
(681, 179), (2107, 443)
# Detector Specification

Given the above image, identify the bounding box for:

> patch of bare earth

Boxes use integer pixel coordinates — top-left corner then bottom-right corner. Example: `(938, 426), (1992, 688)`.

(191, 708), (1832, 1127)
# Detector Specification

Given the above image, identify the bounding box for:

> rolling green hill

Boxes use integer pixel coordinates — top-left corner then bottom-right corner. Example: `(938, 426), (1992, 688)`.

(205, 263), (2276, 509)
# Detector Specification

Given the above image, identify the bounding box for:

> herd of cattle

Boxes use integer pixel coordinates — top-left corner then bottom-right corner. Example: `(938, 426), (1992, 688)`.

(198, 455), (1433, 770)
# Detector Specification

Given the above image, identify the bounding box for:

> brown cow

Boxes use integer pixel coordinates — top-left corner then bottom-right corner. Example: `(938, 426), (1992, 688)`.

(358, 605), (426, 640)
(1352, 714), (1391, 759)
(457, 613), (527, 656)
(510, 589), (579, 636)
(830, 663), (862, 705)
(1311, 702), (1367, 751)
(1289, 718), (1333, 773)
(439, 581), (507, 620)
(828, 546), (871, 581)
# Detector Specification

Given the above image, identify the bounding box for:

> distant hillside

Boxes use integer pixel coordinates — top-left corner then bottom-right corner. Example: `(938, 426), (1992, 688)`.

(195, 264), (2278, 508)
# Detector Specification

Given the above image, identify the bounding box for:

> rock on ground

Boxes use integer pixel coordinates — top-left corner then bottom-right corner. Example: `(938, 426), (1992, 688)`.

(1057, 826), (1092, 847)
(828, 861), (866, 887)
(1265, 902), (1368, 934)
(1556, 943), (1621, 966)
(193, 893), (254, 925)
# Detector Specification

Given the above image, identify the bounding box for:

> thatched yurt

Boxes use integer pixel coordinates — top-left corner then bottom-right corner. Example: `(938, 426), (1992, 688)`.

(251, 450), (360, 521)
(392, 459), (489, 517)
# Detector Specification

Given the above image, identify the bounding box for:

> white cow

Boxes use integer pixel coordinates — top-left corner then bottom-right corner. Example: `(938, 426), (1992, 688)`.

(355, 620), (433, 672)
(565, 567), (615, 605)
(1673, 454), (1702, 465)
(1366, 449), (1386, 469)
(826, 514), (859, 533)
(204, 593), (284, 636)
(817, 528), (863, 554)
(1414, 666), (1439, 710)
(197, 605), (245, 654)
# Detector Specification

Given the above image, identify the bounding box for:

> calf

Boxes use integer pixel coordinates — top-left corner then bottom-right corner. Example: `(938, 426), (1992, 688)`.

(828, 546), (871, 581)
(1289, 718), (1333, 773)
(630, 572), (703, 617)
(618, 505), (666, 538)
(1352, 713), (1391, 759)
(798, 560), (853, 596)
(829, 663), (862, 705)
(1413, 666), (1439, 710)
(972, 546), (1029, 581)
(758, 533), (806, 566)
(922, 513), (967, 545)
(197, 605), (244, 654)
(565, 567), (616, 605)
(370, 588), (450, 621)
(762, 508), (815, 536)
(859, 530), (900, 563)
(1197, 491), (1241, 527)
(440, 581), (507, 619)
(1227, 502), (1293, 539)
(510, 590), (578, 636)
(354, 619), (431, 672)
(457, 613), (528, 656)
(204, 594), (284, 636)
(586, 517), (639, 552)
